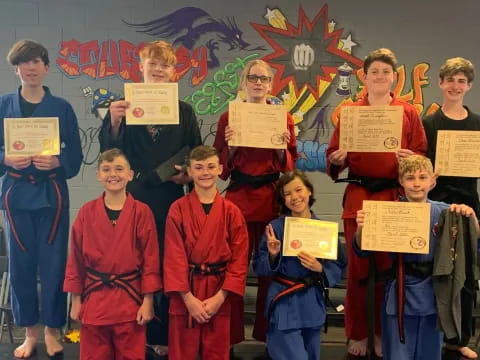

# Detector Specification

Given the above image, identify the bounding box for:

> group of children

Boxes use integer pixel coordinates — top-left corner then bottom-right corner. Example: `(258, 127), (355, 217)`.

(0, 36), (479, 360)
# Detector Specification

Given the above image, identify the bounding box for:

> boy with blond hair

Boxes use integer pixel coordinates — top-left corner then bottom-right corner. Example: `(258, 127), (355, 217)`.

(99, 40), (201, 356)
(355, 155), (479, 360)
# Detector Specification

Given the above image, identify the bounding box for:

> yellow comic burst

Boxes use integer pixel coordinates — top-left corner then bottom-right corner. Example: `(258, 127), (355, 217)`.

(64, 329), (80, 343)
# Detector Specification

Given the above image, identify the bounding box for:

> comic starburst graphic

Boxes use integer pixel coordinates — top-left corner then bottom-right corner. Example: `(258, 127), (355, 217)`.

(251, 5), (364, 99)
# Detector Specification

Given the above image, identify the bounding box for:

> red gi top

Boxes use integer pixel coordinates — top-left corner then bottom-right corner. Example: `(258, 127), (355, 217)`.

(164, 190), (249, 316)
(63, 193), (162, 325)
(213, 111), (298, 222)
(326, 94), (427, 219)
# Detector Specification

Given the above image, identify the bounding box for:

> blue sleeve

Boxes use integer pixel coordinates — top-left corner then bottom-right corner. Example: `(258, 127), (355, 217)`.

(59, 103), (83, 179)
(0, 97), (9, 176)
(252, 223), (280, 276)
(322, 241), (347, 287)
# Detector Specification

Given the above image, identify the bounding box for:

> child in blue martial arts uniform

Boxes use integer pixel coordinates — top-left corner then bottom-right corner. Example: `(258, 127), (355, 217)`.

(0, 40), (83, 358)
(354, 155), (479, 360)
(253, 169), (346, 360)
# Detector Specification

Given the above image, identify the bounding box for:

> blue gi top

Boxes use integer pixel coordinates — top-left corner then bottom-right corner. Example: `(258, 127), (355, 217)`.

(0, 87), (83, 210)
(354, 200), (449, 317)
(253, 214), (347, 331)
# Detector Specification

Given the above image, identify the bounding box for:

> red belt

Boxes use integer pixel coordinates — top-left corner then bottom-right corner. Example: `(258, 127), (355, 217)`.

(4, 171), (62, 251)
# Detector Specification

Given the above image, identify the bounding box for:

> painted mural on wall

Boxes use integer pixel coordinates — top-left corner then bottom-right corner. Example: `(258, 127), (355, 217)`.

(56, 4), (438, 173)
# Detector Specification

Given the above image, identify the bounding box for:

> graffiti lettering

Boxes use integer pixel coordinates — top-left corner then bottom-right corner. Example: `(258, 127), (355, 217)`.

(57, 39), (143, 82)
(296, 140), (327, 172)
(184, 53), (259, 115)
(57, 40), (211, 86)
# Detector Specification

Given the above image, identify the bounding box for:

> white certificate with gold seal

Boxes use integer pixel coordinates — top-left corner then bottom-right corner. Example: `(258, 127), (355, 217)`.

(361, 200), (430, 254)
(339, 105), (403, 152)
(4, 117), (60, 156)
(228, 101), (287, 149)
(125, 83), (179, 125)
(283, 217), (338, 260)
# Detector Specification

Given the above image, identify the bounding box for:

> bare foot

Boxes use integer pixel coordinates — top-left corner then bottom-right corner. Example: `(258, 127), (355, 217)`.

(348, 338), (367, 356)
(14, 327), (38, 358)
(44, 326), (63, 356)
(374, 335), (383, 357)
(458, 346), (478, 359)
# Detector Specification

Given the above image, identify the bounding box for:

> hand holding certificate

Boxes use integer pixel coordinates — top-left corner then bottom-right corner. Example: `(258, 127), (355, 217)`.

(339, 105), (403, 152)
(435, 130), (480, 177)
(228, 101), (287, 149)
(4, 117), (60, 157)
(361, 200), (430, 254)
(283, 217), (338, 259)
(124, 83), (179, 125)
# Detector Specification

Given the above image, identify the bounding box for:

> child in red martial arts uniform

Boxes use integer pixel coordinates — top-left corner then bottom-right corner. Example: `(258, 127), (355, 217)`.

(163, 145), (249, 360)
(64, 148), (162, 360)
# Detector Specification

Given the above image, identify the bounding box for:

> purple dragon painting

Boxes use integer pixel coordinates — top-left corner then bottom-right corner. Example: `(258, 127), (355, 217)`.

(123, 7), (265, 68)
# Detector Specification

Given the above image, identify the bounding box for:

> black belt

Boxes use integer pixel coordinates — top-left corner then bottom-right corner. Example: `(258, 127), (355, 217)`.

(83, 267), (143, 305)
(335, 173), (399, 193)
(187, 261), (227, 328)
(4, 170), (63, 251)
(227, 170), (279, 191)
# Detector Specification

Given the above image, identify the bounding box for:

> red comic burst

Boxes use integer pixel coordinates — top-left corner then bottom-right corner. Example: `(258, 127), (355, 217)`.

(251, 5), (363, 100)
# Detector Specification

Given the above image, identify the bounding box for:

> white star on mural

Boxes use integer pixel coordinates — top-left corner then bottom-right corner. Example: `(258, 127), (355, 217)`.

(264, 8), (276, 21)
(340, 34), (357, 53)
(281, 92), (290, 102)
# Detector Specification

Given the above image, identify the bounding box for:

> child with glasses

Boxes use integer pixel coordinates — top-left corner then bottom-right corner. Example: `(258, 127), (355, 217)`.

(213, 59), (298, 348)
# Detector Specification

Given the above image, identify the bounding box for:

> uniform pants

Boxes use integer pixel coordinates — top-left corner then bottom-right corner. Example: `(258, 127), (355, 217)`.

(6, 207), (69, 327)
(382, 310), (442, 360)
(169, 314), (230, 360)
(267, 326), (321, 360)
(248, 221), (272, 343)
(344, 218), (391, 340)
(80, 321), (145, 360)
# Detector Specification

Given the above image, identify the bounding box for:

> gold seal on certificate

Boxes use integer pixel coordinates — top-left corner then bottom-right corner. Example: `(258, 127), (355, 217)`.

(361, 200), (431, 254)
(339, 105), (403, 152)
(283, 217), (339, 259)
(435, 130), (480, 177)
(124, 83), (179, 125)
(4, 117), (60, 157)
(228, 101), (287, 149)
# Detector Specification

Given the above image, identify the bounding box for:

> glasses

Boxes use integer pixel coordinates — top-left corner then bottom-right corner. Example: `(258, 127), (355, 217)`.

(246, 74), (271, 84)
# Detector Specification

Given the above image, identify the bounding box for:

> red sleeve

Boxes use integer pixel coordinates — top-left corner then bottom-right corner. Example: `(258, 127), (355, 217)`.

(326, 121), (348, 180)
(213, 112), (232, 180)
(281, 113), (298, 172)
(137, 204), (162, 294)
(63, 207), (86, 295)
(404, 105), (427, 155)
(163, 202), (190, 295)
(222, 204), (249, 297)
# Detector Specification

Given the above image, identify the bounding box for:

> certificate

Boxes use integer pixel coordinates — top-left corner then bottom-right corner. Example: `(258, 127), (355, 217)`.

(339, 105), (403, 152)
(435, 130), (480, 177)
(283, 217), (339, 259)
(361, 200), (431, 254)
(228, 101), (287, 149)
(125, 83), (179, 125)
(4, 117), (60, 156)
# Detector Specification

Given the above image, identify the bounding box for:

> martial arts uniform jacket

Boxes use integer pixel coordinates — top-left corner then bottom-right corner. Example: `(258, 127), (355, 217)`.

(64, 193), (162, 325)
